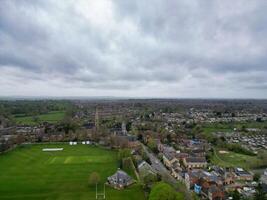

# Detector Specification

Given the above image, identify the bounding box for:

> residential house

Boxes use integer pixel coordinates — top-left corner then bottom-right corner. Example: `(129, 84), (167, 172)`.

(191, 149), (206, 157)
(138, 161), (157, 178)
(176, 152), (189, 160)
(163, 151), (178, 169)
(185, 170), (204, 190)
(211, 166), (235, 185)
(183, 157), (207, 169)
(208, 185), (225, 200)
(185, 170), (223, 190)
(234, 168), (253, 181)
(107, 169), (134, 189)
(171, 160), (182, 178)
(83, 122), (95, 129)
(157, 140), (164, 152)
(185, 170), (224, 199)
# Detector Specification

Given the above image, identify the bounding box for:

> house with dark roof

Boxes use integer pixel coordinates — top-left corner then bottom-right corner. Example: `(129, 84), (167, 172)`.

(163, 151), (178, 169)
(82, 122), (95, 129)
(176, 152), (189, 160)
(185, 169), (225, 200)
(170, 160), (182, 178)
(208, 185), (224, 200)
(138, 161), (157, 177)
(234, 168), (253, 181)
(185, 170), (223, 189)
(183, 157), (207, 169)
(185, 170), (205, 190)
(107, 169), (134, 189)
(161, 145), (177, 168)
(191, 149), (206, 157)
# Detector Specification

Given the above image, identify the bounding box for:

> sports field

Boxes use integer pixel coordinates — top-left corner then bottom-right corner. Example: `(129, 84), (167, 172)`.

(14, 111), (65, 125)
(211, 148), (261, 169)
(0, 144), (145, 200)
(202, 121), (267, 135)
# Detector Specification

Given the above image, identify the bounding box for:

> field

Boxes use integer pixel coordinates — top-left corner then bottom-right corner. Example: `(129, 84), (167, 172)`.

(202, 124), (233, 135)
(14, 111), (65, 125)
(202, 121), (267, 135)
(0, 144), (145, 200)
(211, 148), (261, 169)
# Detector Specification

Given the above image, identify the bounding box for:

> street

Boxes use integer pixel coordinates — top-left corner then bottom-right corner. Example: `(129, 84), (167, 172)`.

(142, 144), (192, 200)
(142, 144), (183, 185)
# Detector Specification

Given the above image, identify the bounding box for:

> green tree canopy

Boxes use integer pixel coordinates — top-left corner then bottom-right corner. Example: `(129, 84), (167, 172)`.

(254, 184), (266, 200)
(232, 189), (241, 200)
(118, 148), (131, 161)
(147, 138), (158, 153)
(149, 182), (184, 200)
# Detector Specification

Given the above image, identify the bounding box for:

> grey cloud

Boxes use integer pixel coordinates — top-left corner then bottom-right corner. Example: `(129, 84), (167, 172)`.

(0, 0), (266, 97)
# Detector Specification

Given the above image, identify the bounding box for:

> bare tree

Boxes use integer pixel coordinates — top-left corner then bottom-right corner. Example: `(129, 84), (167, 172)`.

(88, 172), (101, 186)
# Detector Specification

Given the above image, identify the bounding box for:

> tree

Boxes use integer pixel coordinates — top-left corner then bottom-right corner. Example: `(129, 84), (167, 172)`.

(166, 134), (172, 144)
(232, 190), (241, 200)
(143, 173), (157, 186)
(147, 138), (158, 153)
(15, 134), (25, 145)
(126, 122), (132, 132)
(61, 117), (79, 134)
(254, 184), (266, 200)
(32, 116), (40, 123)
(122, 157), (133, 172)
(137, 133), (143, 141)
(241, 125), (247, 132)
(257, 151), (267, 167)
(118, 148), (131, 161)
(88, 172), (100, 186)
(253, 173), (261, 182)
(149, 182), (184, 200)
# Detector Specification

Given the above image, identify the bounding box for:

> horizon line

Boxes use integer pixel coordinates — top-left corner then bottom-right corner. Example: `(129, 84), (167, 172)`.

(0, 95), (267, 100)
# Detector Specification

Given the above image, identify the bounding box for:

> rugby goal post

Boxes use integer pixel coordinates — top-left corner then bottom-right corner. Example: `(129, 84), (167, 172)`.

(96, 183), (105, 199)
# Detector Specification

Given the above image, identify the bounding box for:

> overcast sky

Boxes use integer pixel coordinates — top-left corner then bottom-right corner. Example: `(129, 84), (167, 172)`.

(0, 0), (267, 98)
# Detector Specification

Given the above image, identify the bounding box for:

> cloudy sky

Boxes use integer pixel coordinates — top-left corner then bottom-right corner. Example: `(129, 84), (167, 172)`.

(0, 0), (267, 98)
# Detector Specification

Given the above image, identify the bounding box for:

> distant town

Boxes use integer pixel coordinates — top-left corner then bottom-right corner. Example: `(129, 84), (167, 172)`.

(0, 99), (266, 200)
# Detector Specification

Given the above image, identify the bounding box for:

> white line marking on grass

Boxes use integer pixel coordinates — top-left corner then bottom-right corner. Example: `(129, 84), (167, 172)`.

(42, 148), (63, 152)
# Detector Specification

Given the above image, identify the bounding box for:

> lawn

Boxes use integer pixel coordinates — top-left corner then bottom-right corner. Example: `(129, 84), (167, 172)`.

(202, 126), (233, 135)
(14, 111), (65, 125)
(202, 121), (267, 135)
(211, 148), (261, 169)
(0, 144), (146, 200)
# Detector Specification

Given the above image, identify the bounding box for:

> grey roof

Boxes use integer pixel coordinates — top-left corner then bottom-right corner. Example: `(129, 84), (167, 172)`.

(164, 151), (176, 160)
(186, 157), (206, 163)
(108, 169), (133, 185)
(138, 161), (152, 171)
(208, 185), (222, 193)
(138, 161), (157, 175)
(172, 160), (180, 169)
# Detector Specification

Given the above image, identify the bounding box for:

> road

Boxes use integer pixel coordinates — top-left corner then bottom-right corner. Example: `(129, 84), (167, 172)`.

(142, 144), (192, 200)
(142, 144), (177, 184)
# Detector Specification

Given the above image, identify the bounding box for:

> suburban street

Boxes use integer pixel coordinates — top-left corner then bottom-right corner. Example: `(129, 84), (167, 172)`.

(142, 144), (177, 183)
(142, 144), (192, 200)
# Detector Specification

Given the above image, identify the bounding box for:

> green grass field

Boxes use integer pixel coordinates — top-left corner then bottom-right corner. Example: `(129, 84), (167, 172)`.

(0, 144), (146, 200)
(211, 149), (261, 169)
(202, 121), (267, 135)
(14, 111), (65, 125)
